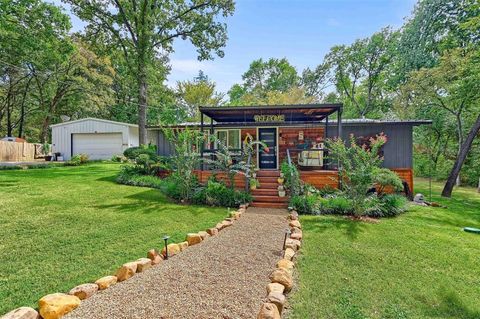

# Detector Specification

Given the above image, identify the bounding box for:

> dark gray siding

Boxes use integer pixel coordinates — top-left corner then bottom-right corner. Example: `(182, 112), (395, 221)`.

(153, 123), (414, 168)
(329, 124), (413, 168)
(156, 130), (175, 156)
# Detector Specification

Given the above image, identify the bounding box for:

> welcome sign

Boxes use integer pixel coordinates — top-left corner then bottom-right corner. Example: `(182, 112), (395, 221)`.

(253, 114), (285, 122)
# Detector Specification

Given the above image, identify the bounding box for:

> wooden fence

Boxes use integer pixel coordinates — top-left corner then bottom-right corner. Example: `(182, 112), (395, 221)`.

(0, 141), (36, 162)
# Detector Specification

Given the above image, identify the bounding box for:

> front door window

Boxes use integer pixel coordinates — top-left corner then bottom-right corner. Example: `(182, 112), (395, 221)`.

(258, 128), (277, 169)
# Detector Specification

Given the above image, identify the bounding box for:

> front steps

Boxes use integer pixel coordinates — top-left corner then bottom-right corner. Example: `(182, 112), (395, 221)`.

(250, 170), (289, 208)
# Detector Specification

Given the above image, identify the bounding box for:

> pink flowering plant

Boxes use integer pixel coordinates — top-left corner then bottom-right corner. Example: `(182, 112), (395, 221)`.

(326, 133), (403, 216)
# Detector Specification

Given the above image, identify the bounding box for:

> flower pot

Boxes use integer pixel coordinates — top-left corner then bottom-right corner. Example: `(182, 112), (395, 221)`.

(277, 177), (284, 184)
(250, 184), (257, 190)
(44, 156), (52, 161)
(278, 190), (286, 197)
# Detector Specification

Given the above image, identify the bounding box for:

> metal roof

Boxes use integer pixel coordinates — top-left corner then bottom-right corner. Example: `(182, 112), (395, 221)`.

(199, 103), (343, 123)
(147, 118), (431, 129)
(50, 117), (138, 128)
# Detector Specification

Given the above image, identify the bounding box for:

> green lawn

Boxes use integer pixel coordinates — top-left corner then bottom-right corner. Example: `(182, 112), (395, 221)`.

(288, 179), (480, 319)
(0, 163), (227, 314)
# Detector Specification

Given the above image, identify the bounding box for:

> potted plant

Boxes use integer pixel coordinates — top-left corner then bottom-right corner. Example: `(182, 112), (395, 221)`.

(277, 172), (285, 185)
(250, 178), (260, 190)
(278, 185), (286, 197)
(43, 143), (52, 161)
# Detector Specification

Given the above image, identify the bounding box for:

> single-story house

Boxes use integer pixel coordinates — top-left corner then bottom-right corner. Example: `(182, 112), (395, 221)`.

(147, 104), (431, 208)
(51, 118), (140, 160)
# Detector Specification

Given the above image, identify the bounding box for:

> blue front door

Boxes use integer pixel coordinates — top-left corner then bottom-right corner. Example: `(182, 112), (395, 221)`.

(259, 128), (277, 169)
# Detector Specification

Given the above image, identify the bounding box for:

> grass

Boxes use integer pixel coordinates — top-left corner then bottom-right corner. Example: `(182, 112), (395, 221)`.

(288, 179), (480, 319)
(0, 162), (228, 314)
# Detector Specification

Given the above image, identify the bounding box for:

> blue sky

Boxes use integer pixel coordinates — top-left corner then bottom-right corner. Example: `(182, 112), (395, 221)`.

(58, 0), (417, 93)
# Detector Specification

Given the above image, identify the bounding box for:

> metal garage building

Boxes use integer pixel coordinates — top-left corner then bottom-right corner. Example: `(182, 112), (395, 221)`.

(51, 118), (139, 160)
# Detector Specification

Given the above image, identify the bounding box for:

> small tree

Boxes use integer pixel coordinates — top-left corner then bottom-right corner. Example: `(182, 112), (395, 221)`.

(163, 128), (203, 201)
(327, 133), (403, 216)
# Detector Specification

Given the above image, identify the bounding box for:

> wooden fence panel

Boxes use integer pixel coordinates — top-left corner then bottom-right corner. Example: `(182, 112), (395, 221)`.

(0, 141), (35, 162)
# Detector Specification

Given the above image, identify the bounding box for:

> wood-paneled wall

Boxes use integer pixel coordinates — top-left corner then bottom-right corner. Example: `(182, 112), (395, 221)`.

(194, 170), (247, 189)
(278, 127), (324, 164)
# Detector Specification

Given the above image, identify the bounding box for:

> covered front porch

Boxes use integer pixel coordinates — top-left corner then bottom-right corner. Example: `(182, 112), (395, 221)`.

(198, 103), (343, 172)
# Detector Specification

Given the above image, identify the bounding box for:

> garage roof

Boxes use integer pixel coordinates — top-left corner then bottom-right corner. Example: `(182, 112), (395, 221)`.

(50, 117), (138, 128)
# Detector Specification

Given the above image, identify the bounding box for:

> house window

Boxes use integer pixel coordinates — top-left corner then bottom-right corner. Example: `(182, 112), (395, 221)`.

(216, 129), (240, 150)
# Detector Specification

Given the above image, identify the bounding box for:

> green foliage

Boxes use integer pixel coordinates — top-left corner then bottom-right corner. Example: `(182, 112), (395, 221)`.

(290, 194), (319, 215)
(327, 134), (403, 216)
(318, 196), (354, 215)
(65, 154), (88, 166)
(116, 165), (163, 189)
(228, 58), (301, 105)
(281, 160), (301, 196)
(123, 145), (158, 160)
(205, 180), (251, 207)
(372, 167), (404, 194)
(176, 71), (224, 121)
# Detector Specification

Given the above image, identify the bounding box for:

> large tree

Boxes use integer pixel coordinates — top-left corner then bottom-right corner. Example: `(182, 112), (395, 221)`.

(176, 70), (224, 121)
(324, 28), (397, 118)
(404, 48), (480, 195)
(228, 57), (299, 105)
(64, 0), (235, 144)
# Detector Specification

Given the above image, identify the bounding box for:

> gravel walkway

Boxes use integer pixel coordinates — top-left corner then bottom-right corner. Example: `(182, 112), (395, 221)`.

(64, 207), (287, 319)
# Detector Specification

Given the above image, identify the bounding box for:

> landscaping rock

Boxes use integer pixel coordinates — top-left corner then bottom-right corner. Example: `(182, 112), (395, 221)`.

(284, 248), (296, 261)
(186, 233), (202, 246)
(289, 220), (302, 229)
(266, 283), (285, 294)
(178, 241), (189, 251)
(222, 220), (233, 228)
(161, 243), (181, 257)
(95, 276), (117, 290)
(266, 292), (286, 313)
(136, 258), (152, 272)
(68, 283), (98, 300)
(1, 307), (40, 319)
(285, 238), (301, 251)
(147, 249), (161, 261)
(290, 231), (302, 241)
(147, 249), (163, 265)
(288, 211), (299, 220)
(198, 231), (209, 240)
(206, 227), (218, 236)
(269, 268), (293, 292)
(38, 293), (80, 319)
(116, 262), (137, 281)
(276, 259), (295, 274)
(224, 217), (234, 222)
(215, 222), (224, 230)
(256, 302), (280, 319)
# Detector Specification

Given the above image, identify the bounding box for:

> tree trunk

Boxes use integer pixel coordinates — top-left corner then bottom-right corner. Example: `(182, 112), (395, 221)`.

(442, 113), (480, 197)
(455, 114), (463, 186)
(137, 53), (148, 145)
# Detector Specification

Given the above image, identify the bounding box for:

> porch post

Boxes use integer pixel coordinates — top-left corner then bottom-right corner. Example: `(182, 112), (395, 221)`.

(210, 117), (214, 165)
(200, 112), (204, 170)
(337, 107), (343, 188)
(325, 115), (329, 169)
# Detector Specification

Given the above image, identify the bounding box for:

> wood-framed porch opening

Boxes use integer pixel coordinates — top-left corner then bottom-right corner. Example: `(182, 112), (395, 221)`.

(198, 104), (344, 172)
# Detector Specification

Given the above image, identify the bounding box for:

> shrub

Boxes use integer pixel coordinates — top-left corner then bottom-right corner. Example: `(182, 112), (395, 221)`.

(191, 186), (207, 205)
(363, 194), (407, 217)
(204, 180), (251, 207)
(79, 154), (89, 164)
(116, 166), (163, 189)
(319, 196), (354, 215)
(65, 155), (82, 166)
(123, 145), (158, 161)
(290, 194), (319, 215)
(281, 160), (302, 196)
(160, 176), (184, 201)
(111, 155), (125, 162)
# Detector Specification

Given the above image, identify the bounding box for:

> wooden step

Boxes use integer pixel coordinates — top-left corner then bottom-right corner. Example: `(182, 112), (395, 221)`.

(250, 202), (289, 208)
(257, 182), (278, 189)
(251, 189), (278, 196)
(253, 195), (288, 203)
(257, 170), (280, 177)
(257, 177), (279, 184)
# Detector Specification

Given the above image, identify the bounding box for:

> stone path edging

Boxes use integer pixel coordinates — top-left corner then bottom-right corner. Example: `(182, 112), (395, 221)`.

(1, 204), (249, 319)
(257, 210), (302, 319)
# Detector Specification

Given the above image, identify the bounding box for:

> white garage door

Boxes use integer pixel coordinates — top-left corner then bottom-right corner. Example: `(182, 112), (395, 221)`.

(72, 133), (123, 160)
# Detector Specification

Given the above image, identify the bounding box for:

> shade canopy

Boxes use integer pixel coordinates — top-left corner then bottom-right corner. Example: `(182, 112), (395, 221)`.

(199, 104), (342, 125)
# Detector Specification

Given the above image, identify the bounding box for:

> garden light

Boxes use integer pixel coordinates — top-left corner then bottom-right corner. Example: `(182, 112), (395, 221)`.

(163, 235), (170, 260)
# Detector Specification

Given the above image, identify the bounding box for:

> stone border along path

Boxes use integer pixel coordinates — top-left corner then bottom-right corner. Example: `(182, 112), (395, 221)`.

(56, 207), (288, 319)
